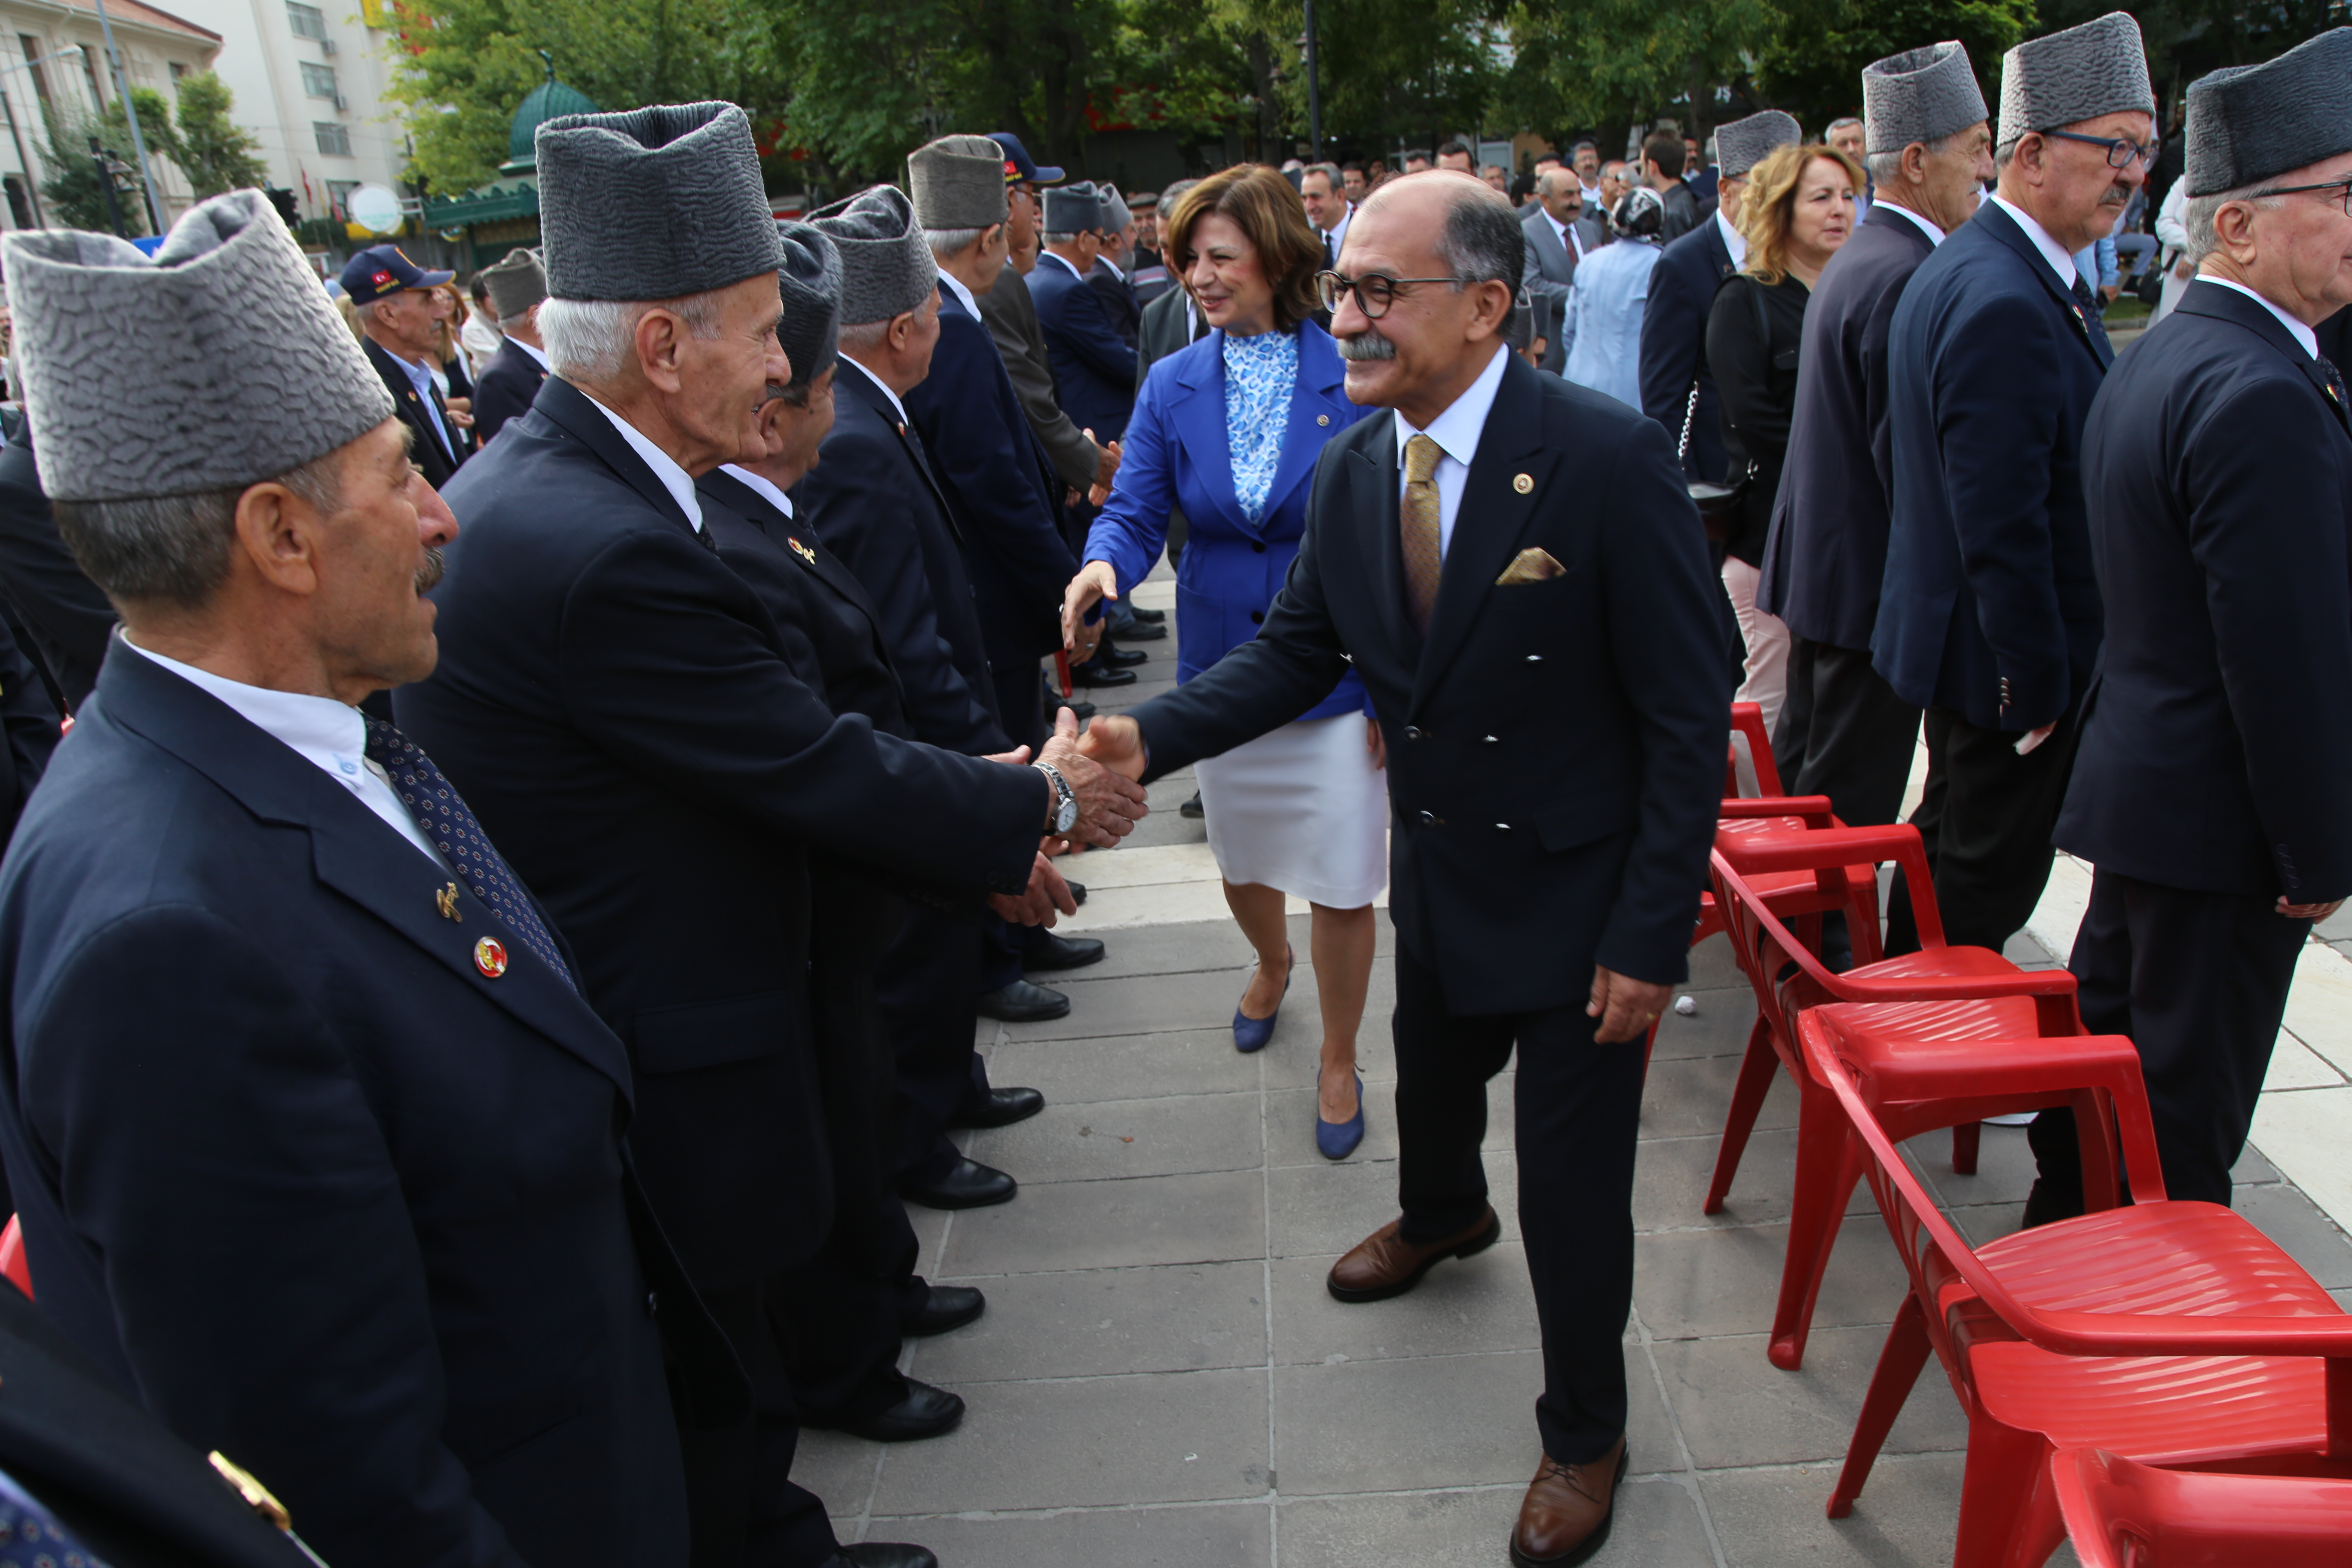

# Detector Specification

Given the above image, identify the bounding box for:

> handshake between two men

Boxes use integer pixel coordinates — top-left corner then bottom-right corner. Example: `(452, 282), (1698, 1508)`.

(982, 704), (1152, 928)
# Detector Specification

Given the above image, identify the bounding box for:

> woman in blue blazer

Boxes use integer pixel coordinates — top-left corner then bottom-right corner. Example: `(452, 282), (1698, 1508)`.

(1064, 165), (1385, 1158)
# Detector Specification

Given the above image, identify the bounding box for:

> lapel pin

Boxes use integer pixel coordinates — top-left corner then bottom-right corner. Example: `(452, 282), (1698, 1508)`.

(435, 883), (462, 922)
(1513, 473), (1534, 494)
(788, 537), (818, 565)
(473, 936), (508, 978)
(1317, 413), (1330, 426)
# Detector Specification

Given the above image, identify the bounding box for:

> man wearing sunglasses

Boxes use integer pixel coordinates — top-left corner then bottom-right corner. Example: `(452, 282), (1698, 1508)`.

(1875, 12), (2155, 981)
(2041, 29), (2352, 1223)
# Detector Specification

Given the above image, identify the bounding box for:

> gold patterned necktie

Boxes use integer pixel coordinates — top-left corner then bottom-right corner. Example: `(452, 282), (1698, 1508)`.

(1401, 432), (1444, 633)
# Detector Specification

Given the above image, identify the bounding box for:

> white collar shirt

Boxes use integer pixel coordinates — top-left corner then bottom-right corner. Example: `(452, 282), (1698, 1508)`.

(1391, 342), (1510, 559)
(1988, 194), (2083, 296)
(1877, 200), (1947, 246)
(720, 463), (798, 517)
(1326, 205), (1353, 260)
(388, 346), (455, 461)
(510, 335), (551, 371)
(582, 393), (704, 531)
(1039, 249), (1087, 283)
(1096, 255), (1127, 283)
(121, 634), (453, 873)
(838, 354), (910, 427)
(936, 269), (980, 321)
(2197, 275), (2320, 358)
(1714, 207), (1747, 268)
(1545, 206), (1584, 262)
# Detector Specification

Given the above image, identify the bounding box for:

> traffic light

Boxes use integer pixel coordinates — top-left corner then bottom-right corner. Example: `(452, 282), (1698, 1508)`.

(265, 187), (301, 230)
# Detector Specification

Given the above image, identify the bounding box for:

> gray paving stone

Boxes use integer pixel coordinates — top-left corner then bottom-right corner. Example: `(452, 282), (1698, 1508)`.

(919, 1261), (1268, 1382)
(1003, 969), (1241, 1041)
(964, 1091), (1262, 1183)
(1909, 1120), (2038, 1208)
(1946, 1201), (2024, 1250)
(1268, 1152), (1522, 1259)
(2234, 1180), (2352, 1289)
(2234, 1142), (2283, 1184)
(1117, 789), (1211, 848)
(1642, 1050), (1798, 1140)
(1062, 919), (1256, 980)
(1262, 1075), (1513, 1169)
(940, 1169), (1267, 1275)
(791, 1429), (880, 1520)
(1646, 984), (1760, 1061)
(1268, 1243), (1540, 1364)
(1634, 1218), (1909, 1343)
(1634, 1129), (1880, 1235)
(1278, 1476), (1717, 1568)
(870, 1366), (1270, 1514)
(860, 1503), (1272, 1566)
(1651, 1324), (1967, 1470)
(989, 1026), (1265, 1106)
(1687, 933), (1746, 990)
(1703, 1453), (1970, 1568)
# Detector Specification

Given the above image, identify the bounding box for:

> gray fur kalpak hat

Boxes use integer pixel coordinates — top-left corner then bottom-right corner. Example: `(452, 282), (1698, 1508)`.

(479, 246), (546, 321)
(1864, 42), (1989, 154)
(807, 185), (936, 328)
(908, 135), (1010, 231)
(3, 190), (393, 503)
(1996, 12), (2153, 152)
(536, 101), (782, 302)
(2184, 28), (2352, 197)
(1717, 111), (1801, 178)
(775, 222), (841, 392)
(1042, 181), (1103, 235)
(1099, 188), (1133, 233)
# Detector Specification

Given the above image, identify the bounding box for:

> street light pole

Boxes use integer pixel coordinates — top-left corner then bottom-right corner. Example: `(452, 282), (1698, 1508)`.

(1303, 0), (1323, 161)
(89, 0), (165, 235)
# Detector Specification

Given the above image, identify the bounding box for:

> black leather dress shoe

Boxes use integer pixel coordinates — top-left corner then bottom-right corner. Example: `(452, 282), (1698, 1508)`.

(1071, 660), (1137, 688)
(949, 1086), (1044, 1129)
(1066, 879), (1087, 906)
(816, 1380), (965, 1442)
(903, 1283), (986, 1337)
(826, 1546), (938, 1568)
(1111, 617), (1167, 641)
(900, 1158), (1018, 1210)
(1025, 931), (1106, 972)
(1130, 604), (1166, 623)
(1058, 695), (1097, 721)
(977, 978), (1070, 1021)
(1099, 642), (1149, 667)
(1180, 791), (1205, 820)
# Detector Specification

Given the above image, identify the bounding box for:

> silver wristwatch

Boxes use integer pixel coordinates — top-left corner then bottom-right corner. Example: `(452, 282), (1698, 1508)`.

(1035, 762), (1079, 835)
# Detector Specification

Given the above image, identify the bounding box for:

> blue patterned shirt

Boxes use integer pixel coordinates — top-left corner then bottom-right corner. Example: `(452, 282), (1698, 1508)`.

(1222, 328), (1298, 526)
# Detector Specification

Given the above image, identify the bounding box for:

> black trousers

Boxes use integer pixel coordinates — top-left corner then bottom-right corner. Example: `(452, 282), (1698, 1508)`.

(1885, 703), (2082, 956)
(2027, 867), (2308, 1214)
(1392, 945), (1644, 1467)
(878, 900), (992, 1185)
(677, 1281), (839, 1568)
(993, 660), (1047, 758)
(1772, 636), (1921, 829)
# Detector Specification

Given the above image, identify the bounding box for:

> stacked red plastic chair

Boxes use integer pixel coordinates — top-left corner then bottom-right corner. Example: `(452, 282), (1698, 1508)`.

(2050, 1448), (2352, 1566)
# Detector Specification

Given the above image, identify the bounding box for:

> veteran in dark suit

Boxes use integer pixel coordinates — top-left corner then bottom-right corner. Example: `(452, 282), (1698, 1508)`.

(396, 107), (1142, 1568)
(0, 190), (737, 1568)
(1028, 183), (1140, 445)
(1874, 12), (2155, 963)
(342, 244), (469, 489)
(1518, 170), (1590, 374)
(1762, 42), (1991, 830)
(0, 432), (113, 711)
(466, 248), (550, 446)
(1084, 173), (1728, 1568)
(2040, 31), (2352, 1220)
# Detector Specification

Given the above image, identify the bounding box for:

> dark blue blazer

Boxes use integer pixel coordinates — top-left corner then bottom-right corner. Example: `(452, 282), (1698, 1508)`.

(2056, 281), (2352, 900)
(903, 286), (1078, 677)
(1088, 260), (1140, 348)
(796, 358), (1007, 756)
(1638, 216), (1736, 482)
(1028, 253), (1139, 443)
(1758, 203), (1938, 649)
(1085, 324), (1373, 723)
(469, 337), (547, 448)
(1875, 200), (2112, 730)
(1125, 351), (1730, 1010)
(0, 432), (113, 711)
(398, 375), (1041, 1293)
(0, 643), (740, 1568)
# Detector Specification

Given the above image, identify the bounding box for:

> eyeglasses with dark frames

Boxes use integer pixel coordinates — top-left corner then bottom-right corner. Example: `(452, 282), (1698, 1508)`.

(2042, 129), (2162, 168)
(2247, 177), (2352, 219)
(1316, 270), (1472, 319)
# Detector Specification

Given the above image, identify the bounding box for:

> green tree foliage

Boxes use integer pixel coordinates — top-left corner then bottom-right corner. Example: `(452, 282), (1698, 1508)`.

(36, 89), (180, 234)
(1756, 0), (2033, 130)
(1499, 0), (1779, 147)
(171, 70), (269, 197)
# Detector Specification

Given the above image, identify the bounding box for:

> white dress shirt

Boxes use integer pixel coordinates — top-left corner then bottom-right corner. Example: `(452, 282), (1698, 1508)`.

(390, 348), (456, 462)
(122, 634), (453, 873)
(936, 268), (980, 321)
(1544, 207), (1584, 263)
(2196, 275), (2320, 358)
(1325, 205), (1354, 262)
(1713, 207), (1748, 269)
(1038, 250), (1087, 284)
(1877, 201), (1947, 246)
(1988, 195), (2082, 295)
(509, 335), (552, 371)
(1392, 342), (1510, 559)
(720, 463), (799, 516)
(837, 355), (910, 426)
(581, 394), (704, 530)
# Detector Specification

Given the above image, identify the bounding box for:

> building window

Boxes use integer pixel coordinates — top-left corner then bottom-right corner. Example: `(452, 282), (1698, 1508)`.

(286, 2), (327, 39)
(325, 178), (358, 219)
(300, 61), (337, 98)
(2, 175), (29, 230)
(15, 37), (47, 104)
(168, 61), (186, 83)
(80, 51), (105, 110)
(313, 120), (351, 156)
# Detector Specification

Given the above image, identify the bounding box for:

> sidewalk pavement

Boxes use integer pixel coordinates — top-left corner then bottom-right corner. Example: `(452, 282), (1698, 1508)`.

(803, 574), (2352, 1566)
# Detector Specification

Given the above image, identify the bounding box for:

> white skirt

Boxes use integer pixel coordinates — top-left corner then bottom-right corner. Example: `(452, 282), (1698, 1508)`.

(1194, 711), (1389, 908)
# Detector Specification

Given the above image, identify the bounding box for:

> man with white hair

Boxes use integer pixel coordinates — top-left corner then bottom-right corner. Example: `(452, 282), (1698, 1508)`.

(466, 245), (549, 444)
(399, 102), (1145, 1568)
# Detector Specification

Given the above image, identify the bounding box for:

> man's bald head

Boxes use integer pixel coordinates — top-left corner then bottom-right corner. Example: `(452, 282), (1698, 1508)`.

(1332, 172), (1521, 424)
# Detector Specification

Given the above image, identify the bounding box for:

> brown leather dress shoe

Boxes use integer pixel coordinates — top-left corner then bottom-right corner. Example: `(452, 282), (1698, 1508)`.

(1510, 1436), (1629, 1567)
(1325, 1207), (1502, 1303)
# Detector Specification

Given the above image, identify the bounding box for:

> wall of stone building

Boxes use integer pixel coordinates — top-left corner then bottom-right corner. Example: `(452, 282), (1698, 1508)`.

(0, 2), (222, 231)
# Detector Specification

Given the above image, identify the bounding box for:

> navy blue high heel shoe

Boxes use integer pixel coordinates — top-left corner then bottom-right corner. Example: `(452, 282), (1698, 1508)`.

(1316, 1068), (1366, 1160)
(1231, 944), (1292, 1054)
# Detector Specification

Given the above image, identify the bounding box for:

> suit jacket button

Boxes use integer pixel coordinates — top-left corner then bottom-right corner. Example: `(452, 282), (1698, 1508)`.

(1495, 822), (1510, 831)
(1250, 610), (1265, 624)
(1405, 726), (1424, 740)
(646, 1292), (659, 1316)
(1525, 654), (1543, 663)
(1417, 809), (1436, 825)
(1252, 541), (1266, 553)
(1482, 734), (1498, 744)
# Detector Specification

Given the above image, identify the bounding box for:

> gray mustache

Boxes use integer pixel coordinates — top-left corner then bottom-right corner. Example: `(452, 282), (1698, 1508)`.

(1338, 331), (1397, 362)
(415, 545), (445, 596)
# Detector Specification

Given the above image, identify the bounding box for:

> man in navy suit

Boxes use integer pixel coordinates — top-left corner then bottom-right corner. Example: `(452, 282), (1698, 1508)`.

(1875, 12), (2155, 960)
(0, 189), (738, 1568)
(466, 247), (550, 446)
(1028, 182), (1139, 444)
(342, 244), (469, 488)
(1084, 173), (1727, 1568)
(1764, 43), (1991, 831)
(2041, 31), (2352, 1219)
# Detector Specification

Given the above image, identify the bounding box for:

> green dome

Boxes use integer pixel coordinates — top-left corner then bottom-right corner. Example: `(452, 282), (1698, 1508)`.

(504, 79), (598, 172)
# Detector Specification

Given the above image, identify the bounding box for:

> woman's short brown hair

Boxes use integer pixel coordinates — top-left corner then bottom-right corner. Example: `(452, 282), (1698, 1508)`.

(1163, 165), (1324, 332)
(1737, 142), (1866, 285)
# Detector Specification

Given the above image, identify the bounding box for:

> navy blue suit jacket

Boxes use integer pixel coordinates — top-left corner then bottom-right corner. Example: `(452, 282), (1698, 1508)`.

(1638, 216), (1736, 483)
(1029, 253), (1139, 443)
(0, 643), (739, 1568)
(1759, 203), (1938, 649)
(469, 338), (546, 448)
(1876, 201), (2111, 730)
(903, 286), (1077, 675)
(796, 358), (1007, 756)
(0, 434), (112, 711)
(1126, 351), (1730, 1010)
(2056, 281), (2352, 900)
(397, 375), (1040, 1292)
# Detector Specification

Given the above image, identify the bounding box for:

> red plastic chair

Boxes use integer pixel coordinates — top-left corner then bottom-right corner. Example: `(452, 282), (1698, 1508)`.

(0, 1215), (29, 1299)
(2052, 1448), (2352, 1566)
(1688, 704), (1882, 954)
(1710, 825), (2092, 1370)
(1803, 1011), (2352, 1568)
